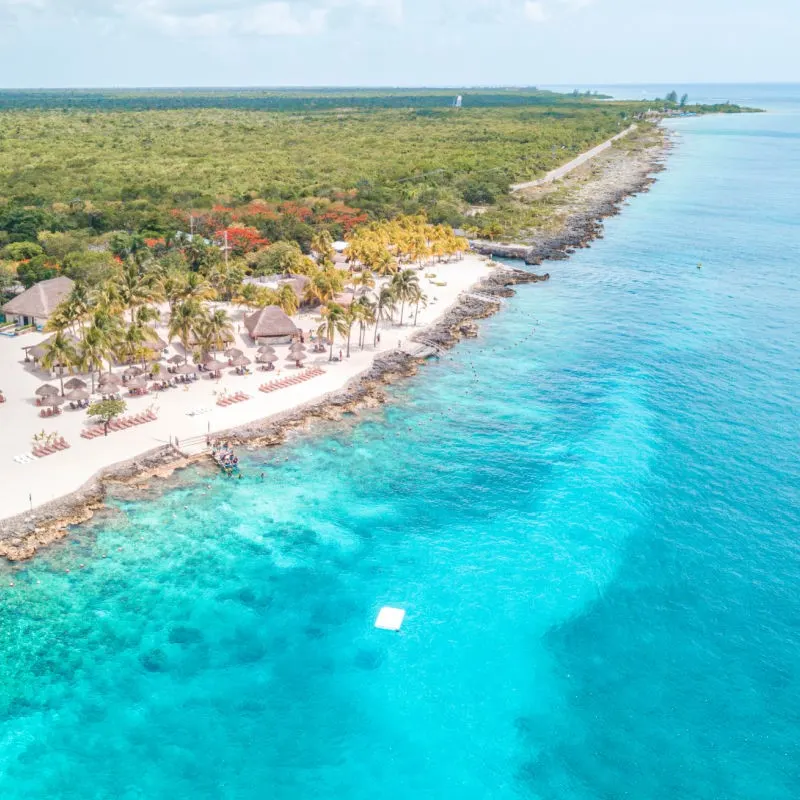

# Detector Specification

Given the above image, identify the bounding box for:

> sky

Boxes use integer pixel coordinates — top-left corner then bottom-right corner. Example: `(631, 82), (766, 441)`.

(0, 0), (796, 87)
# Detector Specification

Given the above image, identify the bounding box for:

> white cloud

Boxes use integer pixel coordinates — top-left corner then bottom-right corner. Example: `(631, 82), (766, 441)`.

(248, 2), (329, 35)
(0, 0), (403, 36)
(523, 0), (547, 22)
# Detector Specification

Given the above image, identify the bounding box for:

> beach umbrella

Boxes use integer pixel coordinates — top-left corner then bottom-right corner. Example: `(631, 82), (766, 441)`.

(146, 334), (168, 352)
(123, 366), (143, 378)
(65, 387), (90, 401)
(289, 343), (307, 354)
(99, 371), (122, 383)
(230, 355), (252, 367)
(257, 345), (276, 354)
(204, 358), (226, 372)
(98, 381), (121, 392)
(286, 352), (305, 364)
(40, 394), (65, 407)
(257, 352), (278, 364)
(127, 376), (147, 390)
(175, 363), (196, 375)
(35, 383), (59, 397)
(167, 354), (185, 365)
(64, 377), (87, 390)
(224, 347), (243, 358)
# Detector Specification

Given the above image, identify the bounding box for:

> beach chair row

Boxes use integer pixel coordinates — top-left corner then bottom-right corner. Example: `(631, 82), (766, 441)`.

(33, 437), (71, 458)
(217, 392), (251, 407)
(81, 410), (157, 439)
(259, 367), (325, 394)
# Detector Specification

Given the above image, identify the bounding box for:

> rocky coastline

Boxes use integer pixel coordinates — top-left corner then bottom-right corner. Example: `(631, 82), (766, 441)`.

(471, 126), (670, 265)
(0, 128), (670, 562)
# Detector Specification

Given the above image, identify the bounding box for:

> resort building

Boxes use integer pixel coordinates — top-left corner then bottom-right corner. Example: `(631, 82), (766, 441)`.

(242, 273), (311, 305)
(1, 276), (74, 330)
(244, 305), (299, 344)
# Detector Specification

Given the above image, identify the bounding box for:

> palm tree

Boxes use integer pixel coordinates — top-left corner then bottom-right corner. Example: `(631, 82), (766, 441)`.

(373, 286), (396, 347)
(47, 284), (91, 335)
(119, 323), (149, 366)
(118, 260), (157, 323)
(168, 299), (205, 356)
(41, 331), (78, 395)
(87, 308), (123, 373)
(317, 303), (349, 362)
(276, 284), (299, 316)
(304, 267), (345, 307)
(197, 308), (233, 355)
(353, 296), (376, 350)
(343, 305), (357, 358)
(79, 325), (108, 393)
(391, 268), (420, 326)
(352, 269), (375, 298)
(410, 285), (428, 326)
(311, 229), (336, 264)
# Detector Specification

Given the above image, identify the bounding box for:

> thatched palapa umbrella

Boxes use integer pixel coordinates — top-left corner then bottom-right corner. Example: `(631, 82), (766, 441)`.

(35, 383), (59, 398)
(40, 394), (65, 407)
(64, 377), (87, 390)
(204, 358), (226, 376)
(230, 355), (252, 367)
(224, 347), (243, 358)
(167, 354), (185, 365)
(123, 366), (143, 379)
(65, 387), (91, 402)
(127, 376), (147, 392)
(175, 363), (197, 375)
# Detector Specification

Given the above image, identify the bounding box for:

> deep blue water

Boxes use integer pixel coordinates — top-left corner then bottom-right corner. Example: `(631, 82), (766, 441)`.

(2, 87), (800, 798)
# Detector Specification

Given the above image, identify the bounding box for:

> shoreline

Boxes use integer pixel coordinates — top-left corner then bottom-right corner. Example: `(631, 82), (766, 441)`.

(0, 127), (670, 562)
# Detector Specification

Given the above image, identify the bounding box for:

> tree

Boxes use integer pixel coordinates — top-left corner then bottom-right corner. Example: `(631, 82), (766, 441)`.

(16, 259), (57, 289)
(168, 299), (205, 353)
(317, 303), (349, 361)
(0, 241), (44, 261)
(666, 90), (679, 104)
(390, 268), (420, 326)
(87, 398), (127, 436)
(79, 325), (109, 393)
(343, 305), (357, 358)
(87, 308), (123, 373)
(303, 266), (345, 306)
(276, 283), (299, 316)
(251, 241), (305, 275)
(352, 269), (375, 298)
(40, 331), (78, 395)
(374, 286), (396, 346)
(352, 296), (376, 350)
(410, 284), (428, 326)
(680, 93), (689, 108)
(194, 308), (233, 355)
(61, 250), (118, 288)
(311, 229), (335, 264)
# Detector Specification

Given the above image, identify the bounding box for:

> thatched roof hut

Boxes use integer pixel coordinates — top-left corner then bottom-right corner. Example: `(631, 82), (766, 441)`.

(244, 306), (298, 345)
(2, 276), (74, 327)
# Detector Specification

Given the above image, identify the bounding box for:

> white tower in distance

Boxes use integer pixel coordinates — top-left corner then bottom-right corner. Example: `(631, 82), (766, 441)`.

(454, 95), (462, 109)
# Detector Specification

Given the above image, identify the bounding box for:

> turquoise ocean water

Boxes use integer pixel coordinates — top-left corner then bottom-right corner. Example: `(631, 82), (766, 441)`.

(1, 86), (799, 798)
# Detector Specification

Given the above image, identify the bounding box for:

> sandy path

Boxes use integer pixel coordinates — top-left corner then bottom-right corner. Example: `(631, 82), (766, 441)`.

(510, 124), (637, 192)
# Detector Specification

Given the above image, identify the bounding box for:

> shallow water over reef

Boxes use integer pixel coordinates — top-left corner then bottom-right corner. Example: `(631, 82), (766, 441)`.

(2, 88), (800, 798)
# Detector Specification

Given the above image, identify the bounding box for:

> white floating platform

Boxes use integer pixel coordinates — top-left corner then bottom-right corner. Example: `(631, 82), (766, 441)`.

(375, 607), (406, 631)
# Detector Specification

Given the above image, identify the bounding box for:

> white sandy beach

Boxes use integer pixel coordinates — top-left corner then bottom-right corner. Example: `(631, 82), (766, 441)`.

(0, 254), (493, 521)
